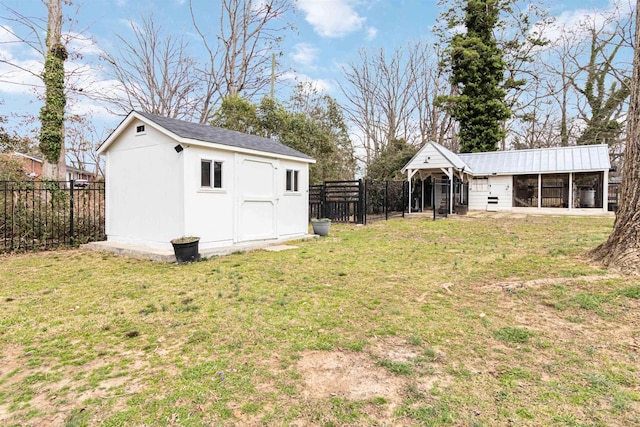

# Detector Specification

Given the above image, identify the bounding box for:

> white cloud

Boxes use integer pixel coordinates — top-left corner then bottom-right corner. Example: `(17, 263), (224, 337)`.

(297, 0), (366, 38)
(65, 32), (102, 57)
(535, 0), (635, 47)
(291, 43), (318, 67)
(280, 71), (332, 93)
(365, 26), (377, 41)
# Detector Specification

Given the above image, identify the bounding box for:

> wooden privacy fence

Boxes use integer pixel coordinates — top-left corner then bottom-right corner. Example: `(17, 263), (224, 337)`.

(309, 180), (408, 224)
(1, 180), (105, 253)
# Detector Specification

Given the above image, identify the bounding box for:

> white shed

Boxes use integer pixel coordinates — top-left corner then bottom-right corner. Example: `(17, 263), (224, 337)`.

(403, 142), (611, 215)
(97, 111), (315, 251)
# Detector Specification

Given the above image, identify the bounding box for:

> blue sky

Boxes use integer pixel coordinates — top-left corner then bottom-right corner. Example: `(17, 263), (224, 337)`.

(0, 0), (625, 139)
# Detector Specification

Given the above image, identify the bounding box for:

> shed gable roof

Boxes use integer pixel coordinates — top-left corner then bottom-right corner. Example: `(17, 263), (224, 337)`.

(99, 111), (314, 162)
(402, 141), (470, 173)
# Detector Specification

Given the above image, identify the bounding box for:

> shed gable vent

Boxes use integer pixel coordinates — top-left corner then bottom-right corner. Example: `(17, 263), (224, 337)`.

(136, 125), (145, 133)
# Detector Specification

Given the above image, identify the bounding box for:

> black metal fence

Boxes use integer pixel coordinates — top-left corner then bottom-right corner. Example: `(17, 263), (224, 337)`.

(364, 180), (408, 222)
(309, 180), (408, 224)
(1, 180), (105, 253)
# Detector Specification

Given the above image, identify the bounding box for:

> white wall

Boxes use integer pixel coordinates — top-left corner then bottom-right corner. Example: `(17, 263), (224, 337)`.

(488, 176), (513, 211)
(105, 120), (184, 250)
(181, 148), (310, 250)
(277, 159), (309, 237)
(468, 175), (513, 211)
(182, 147), (236, 249)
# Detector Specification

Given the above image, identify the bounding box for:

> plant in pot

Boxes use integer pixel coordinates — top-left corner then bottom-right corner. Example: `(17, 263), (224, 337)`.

(310, 218), (331, 236)
(170, 236), (200, 264)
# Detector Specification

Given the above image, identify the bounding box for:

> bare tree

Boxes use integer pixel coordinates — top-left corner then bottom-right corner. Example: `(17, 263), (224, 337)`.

(589, 0), (640, 275)
(99, 15), (202, 121)
(340, 42), (445, 165)
(65, 114), (105, 177)
(190, 0), (295, 123)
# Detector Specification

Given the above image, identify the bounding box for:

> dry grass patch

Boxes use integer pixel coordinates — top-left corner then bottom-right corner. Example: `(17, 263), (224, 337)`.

(1, 215), (639, 426)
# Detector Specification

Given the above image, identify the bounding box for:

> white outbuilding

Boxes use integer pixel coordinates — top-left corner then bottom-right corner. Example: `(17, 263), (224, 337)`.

(97, 111), (315, 251)
(402, 142), (612, 215)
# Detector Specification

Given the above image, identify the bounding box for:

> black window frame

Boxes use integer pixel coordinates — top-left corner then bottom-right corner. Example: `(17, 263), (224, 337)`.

(286, 169), (299, 192)
(201, 160), (223, 189)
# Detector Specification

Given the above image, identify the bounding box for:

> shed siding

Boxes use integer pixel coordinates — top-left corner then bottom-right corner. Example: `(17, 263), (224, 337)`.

(404, 144), (456, 171)
(488, 176), (513, 211)
(277, 158), (310, 237)
(468, 177), (490, 211)
(183, 147), (236, 249)
(105, 121), (184, 250)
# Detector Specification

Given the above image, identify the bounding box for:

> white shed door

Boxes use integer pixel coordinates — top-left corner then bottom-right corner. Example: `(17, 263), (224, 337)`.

(236, 157), (277, 242)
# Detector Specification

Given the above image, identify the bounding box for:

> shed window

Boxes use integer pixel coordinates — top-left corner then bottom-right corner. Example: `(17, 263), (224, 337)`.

(286, 169), (299, 192)
(136, 125), (145, 133)
(201, 160), (222, 188)
(471, 177), (488, 191)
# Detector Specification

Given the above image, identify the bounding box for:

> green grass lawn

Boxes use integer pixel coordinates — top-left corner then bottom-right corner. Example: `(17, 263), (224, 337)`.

(1, 214), (639, 426)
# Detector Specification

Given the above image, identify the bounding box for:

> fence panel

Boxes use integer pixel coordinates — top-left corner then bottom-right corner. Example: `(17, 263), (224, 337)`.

(365, 180), (407, 222)
(324, 180), (363, 223)
(1, 180), (105, 253)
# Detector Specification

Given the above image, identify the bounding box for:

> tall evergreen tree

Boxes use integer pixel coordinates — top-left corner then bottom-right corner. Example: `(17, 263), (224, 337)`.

(439, 0), (511, 153)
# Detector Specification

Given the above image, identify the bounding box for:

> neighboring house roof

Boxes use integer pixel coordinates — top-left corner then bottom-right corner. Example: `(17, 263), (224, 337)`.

(459, 144), (611, 175)
(402, 142), (611, 176)
(99, 111), (315, 162)
(12, 152), (43, 162)
(11, 152), (93, 176)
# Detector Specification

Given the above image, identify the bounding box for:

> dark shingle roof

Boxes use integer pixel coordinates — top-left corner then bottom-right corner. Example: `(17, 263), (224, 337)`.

(136, 111), (313, 161)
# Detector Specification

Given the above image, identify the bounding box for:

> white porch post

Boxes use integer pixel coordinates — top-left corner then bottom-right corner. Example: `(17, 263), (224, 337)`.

(421, 176), (425, 212)
(602, 170), (609, 213)
(568, 173), (573, 210)
(449, 167), (454, 214)
(407, 169), (418, 214)
(408, 170), (412, 214)
(537, 174), (542, 209)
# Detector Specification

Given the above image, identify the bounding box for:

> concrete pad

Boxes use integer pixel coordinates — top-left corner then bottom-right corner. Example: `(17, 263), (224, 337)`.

(82, 234), (317, 263)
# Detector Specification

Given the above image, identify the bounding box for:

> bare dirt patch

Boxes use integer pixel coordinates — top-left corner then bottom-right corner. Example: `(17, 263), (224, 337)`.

(368, 336), (420, 362)
(0, 346), (150, 427)
(297, 350), (406, 402)
(482, 274), (621, 292)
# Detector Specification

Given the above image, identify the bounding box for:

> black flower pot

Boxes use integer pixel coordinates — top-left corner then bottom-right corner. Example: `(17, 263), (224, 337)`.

(171, 238), (200, 264)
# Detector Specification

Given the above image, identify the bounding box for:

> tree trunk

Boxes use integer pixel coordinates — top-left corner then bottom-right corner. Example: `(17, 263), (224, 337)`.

(39, 0), (67, 180)
(42, 145), (66, 181)
(589, 0), (640, 275)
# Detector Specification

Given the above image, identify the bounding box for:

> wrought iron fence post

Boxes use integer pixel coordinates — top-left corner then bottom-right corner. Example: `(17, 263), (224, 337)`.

(402, 181), (406, 218)
(432, 181), (436, 221)
(358, 179), (365, 224)
(69, 180), (74, 246)
(318, 182), (327, 218)
(385, 180), (389, 221)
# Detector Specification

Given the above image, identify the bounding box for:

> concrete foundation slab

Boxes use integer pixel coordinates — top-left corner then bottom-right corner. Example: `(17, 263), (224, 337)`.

(82, 234), (317, 263)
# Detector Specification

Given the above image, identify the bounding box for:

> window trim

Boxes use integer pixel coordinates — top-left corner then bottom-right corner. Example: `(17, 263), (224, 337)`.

(200, 159), (224, 191)
(286, 169), (300, 193)
(471, 177), (489, 192)
(135, 124), (146, 136)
